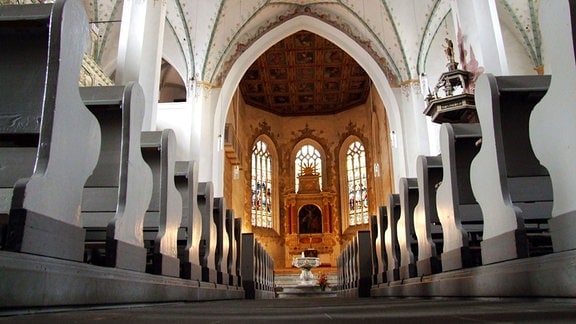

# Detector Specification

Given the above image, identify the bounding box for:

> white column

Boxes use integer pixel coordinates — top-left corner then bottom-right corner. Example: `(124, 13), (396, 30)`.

(192, 86), (220, 194)
(116, 0), (166, 131)
(396, 82), (431, 177)
(452, 0), (508, 76)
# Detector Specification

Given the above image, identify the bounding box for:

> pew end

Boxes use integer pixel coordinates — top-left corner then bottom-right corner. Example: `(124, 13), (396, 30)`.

(437, 123), (483, 271)
(1, 0), (100, 262)
(471, 74), (553, 265)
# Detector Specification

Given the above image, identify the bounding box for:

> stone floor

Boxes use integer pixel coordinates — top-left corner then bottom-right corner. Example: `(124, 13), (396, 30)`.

(2, 297), (576, 323)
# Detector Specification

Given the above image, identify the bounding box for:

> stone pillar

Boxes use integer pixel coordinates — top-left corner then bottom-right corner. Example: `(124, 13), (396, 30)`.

(115, 0), (166, 131)
(451, 0), (508, 76)
(198, 87), (219, 192)
(397, 81), (431, 176)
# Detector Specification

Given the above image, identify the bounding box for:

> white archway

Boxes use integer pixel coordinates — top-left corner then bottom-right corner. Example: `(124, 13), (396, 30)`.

(211, 15), (407, 195)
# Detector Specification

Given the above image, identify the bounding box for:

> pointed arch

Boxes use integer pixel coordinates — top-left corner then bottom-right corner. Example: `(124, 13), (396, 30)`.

(211, 15), (407, 196)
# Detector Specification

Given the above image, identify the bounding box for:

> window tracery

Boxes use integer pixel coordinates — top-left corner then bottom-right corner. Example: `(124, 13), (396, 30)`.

(295, 144), (323, 192)
(251, 140), (272, 228)
(346, 140), (368, 225)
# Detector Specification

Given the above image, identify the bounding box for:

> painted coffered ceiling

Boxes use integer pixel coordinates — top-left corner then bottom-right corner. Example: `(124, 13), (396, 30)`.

(238, 31), (371, 116)
(83, 0), (542, 111)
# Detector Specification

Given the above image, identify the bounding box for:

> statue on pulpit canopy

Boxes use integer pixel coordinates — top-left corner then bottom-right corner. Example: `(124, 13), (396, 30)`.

(444, 38), (455, 64)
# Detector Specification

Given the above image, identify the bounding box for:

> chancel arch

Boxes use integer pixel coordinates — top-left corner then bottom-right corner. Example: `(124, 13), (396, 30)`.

(213, 15), (407, 197)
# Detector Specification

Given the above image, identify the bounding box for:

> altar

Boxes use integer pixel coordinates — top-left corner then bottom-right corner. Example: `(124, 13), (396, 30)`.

(283, 163), (338, 267)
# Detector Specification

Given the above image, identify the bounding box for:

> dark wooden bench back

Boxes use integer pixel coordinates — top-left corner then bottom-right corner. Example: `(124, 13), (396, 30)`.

(385, 193), (401, 282)
(213, 197), (230, 285)
(197, 181), (218, 283)
(80, 83), (152, 271)
(141, 129), (182, 277)
(437, 123), (483, 271)
(398, 177), (419, 279)
(414, 155), (443, 276)
(175, 160), (202, 280)
(1, 0), (101, 262)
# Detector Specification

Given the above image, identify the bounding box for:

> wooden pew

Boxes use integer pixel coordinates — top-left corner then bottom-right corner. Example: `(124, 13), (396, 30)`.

(174, 160), (202, 281)
(262, 244), (275, 292)
(197, 182), (218, 283)
(0, 0), (100, 261)
(337, 243), (349, 291)
(373, 206), (388, 284)
(350, 235), (359, 291)
(413, 155), (443, 276)
(436, 123), (483, 271)
(471, 74), (552, 265)
(336, 240), (346, 292)
(369, 215), (379, 284)
(233, 217), (243, 286)
(384, 194), (401, 281)
(530, 0), (576, 253)
(241, 233), (275, 299)
(355, 231), (372, 297)
(335, 231), (372, 297)
(80, 83), (153, 272)
(397, 177), (419, 279)
(141, 129), (182, 277)
(213, 197), (230, 285)
(225, 210), (238, 286)
(336, 250), (342, 290)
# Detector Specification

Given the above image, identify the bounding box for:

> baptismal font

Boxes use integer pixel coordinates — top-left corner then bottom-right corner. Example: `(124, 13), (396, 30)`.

(292, 249), (321, 286)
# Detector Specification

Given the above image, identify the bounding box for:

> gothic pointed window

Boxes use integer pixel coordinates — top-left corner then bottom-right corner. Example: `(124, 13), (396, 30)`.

(251, 140), (272, 228)
(346, 140), (368, 226)
(295, 144), (322, 193)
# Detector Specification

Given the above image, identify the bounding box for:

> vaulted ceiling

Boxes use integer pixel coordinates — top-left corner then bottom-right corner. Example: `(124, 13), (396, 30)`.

(84, 0), (543, 112)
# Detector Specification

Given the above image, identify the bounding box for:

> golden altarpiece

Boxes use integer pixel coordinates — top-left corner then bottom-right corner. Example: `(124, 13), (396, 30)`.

(283, 163), (338, 267)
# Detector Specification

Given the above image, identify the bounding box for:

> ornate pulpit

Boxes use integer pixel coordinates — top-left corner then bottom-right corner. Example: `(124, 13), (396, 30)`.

(423, 38), (478, 124)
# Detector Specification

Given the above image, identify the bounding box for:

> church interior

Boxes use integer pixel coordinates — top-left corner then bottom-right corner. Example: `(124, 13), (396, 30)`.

(1, 0), (576, 318)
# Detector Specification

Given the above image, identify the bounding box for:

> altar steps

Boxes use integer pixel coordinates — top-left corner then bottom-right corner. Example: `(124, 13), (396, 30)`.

(274, 273), (337, 298)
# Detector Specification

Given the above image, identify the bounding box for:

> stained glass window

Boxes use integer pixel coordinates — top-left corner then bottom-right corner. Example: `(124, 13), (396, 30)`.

(295, 144), (322, 192)
(346, 141), (368, 225)
(251, 140), (272, 228)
